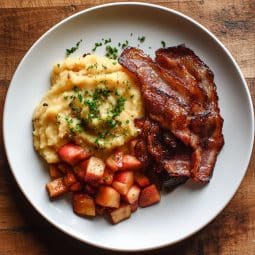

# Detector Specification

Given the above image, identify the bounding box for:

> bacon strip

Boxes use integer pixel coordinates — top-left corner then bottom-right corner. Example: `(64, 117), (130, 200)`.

(119, 46), (224, 183)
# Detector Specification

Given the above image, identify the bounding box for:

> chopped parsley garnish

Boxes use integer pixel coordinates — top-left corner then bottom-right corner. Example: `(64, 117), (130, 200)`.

(138, 36), (145, 43)
(66, 39), (82, 57)
(112, 97), (126, 118)
(121, 40), (129, 49)
(92, 42), (103, 52)
(103, 38), (112, 44)
(105, 45), (118, 59)
(161, 40), (166, 48)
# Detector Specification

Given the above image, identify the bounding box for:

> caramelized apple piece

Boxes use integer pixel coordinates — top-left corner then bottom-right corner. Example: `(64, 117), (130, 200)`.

(112, 171), (134, 195)
(84, 157), (105, 182)
(123, 185), (141, 204)
(105, 151), (123, 172)
(139, 184), (161, 207)
(69, 182), (82, 192)
(99, 168), (114, 185)
(46, 177), (68, 198)
(109, 204), (131, 224)
(73, 194), (96, 217)
(58, 143), (90, 165)
(48, 164), (62, 179)
(63, 172), (77, 187)
(134, 172), (150, 187)
(120, 155), (142, 171)
(95, 186), (120, 208)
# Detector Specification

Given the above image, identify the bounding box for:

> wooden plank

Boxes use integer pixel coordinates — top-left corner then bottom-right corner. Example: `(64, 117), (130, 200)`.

(0, 2), (254, 79)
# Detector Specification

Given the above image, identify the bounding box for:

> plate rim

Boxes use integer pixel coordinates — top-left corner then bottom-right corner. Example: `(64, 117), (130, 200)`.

(3, 1), (255, 251)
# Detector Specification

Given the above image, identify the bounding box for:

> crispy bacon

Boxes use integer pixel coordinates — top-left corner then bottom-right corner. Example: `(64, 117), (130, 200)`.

(119, 46), (224, 183)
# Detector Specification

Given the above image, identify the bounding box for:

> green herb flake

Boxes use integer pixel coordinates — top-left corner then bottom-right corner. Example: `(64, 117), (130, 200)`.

(66, 39), (82, 57)
(138, 36), (145, 43)
(92, 42), (103, 52)
(103, 38), (112, 44)
(161, 40), (166, 48)
(105, 45), (118, 60)
(121, 40), (129, 49)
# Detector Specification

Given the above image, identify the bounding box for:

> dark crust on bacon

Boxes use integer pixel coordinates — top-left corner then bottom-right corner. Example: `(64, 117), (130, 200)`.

(134, 118), (192, 189)
(119, 46), (224, 183)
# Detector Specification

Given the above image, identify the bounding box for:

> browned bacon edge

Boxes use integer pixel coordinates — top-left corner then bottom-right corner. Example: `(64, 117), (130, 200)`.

(119, 46), (224, 184)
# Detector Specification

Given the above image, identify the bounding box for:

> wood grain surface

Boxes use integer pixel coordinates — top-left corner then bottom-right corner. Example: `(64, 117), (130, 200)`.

(0, 1), (254, 254)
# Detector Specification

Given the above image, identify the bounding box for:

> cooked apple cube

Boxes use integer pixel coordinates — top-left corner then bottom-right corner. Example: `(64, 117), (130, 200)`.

(84, 184), (97, 197)
(139, 184), (161, 208)
(95, 206), (105, 216)
(99, 168), (113, 185)
(123, 185), (141, 204)
(109, 204), (131, 224)
(112, 171), (134, 195)
(69, 182), (82, 192)
(134, 172), (150, 187)
(120, 155), (141, 171)
(73, 194), (96, 217)
(105, 151), (123, 172)
(73, 163), (87, 181)
(58, 143), (90, 165)
(48, 164), (62, 179)
(84, 157), (105, 182)
(95, 186), (120, 208)
(130, 200), (138, 212)
(63, 172), (77, 187)
(57, 163), (70, 174)
(46, 177), (68, 198)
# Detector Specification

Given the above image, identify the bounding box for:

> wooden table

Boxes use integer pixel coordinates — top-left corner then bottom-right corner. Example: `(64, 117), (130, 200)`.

(0, 1), (254, 254)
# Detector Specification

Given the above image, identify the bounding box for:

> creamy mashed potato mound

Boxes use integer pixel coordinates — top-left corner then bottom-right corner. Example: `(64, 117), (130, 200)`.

(33, 55), (144, 163)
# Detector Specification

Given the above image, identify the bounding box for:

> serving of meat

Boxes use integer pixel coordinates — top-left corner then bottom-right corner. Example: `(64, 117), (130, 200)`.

(119, 45), (224, 183)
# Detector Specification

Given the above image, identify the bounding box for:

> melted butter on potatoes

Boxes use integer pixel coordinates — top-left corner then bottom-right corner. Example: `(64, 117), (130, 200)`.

(33, 55), (144, 163)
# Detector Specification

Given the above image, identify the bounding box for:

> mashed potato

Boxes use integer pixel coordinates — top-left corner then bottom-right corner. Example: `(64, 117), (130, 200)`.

(33, 55), (144, 163)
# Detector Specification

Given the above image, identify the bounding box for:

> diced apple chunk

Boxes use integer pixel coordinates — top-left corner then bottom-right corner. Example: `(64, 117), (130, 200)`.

(73, 163), (86, 181)
(63, 172), (77, 187)
(105, 151), (123, 172)
(130, 200), (138, 212)
(69, 182), (82, 192)
(46, 177), (68, 198)
(84, 184), (97, 197)
(99, 168), (113, 185)
(73, 194), (96, 217)
(57, 163), (70, 174)
(135, 172), (150, 187)
(112, 171), (134, 195)
(120, 155), (141, 171)
(139, 184), (161, 207)
(123, 185), (141, 204)
(109, 204), (131, 224)
(48, 164), (62, 179)
(58, 143), (90, 165)
(95, 186), (120, 208)
(96, 205), (107, 216)
(84, 157), (105, 182)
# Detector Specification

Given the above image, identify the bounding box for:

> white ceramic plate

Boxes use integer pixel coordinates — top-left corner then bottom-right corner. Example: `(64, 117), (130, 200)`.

(3, 2), (254, 251)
